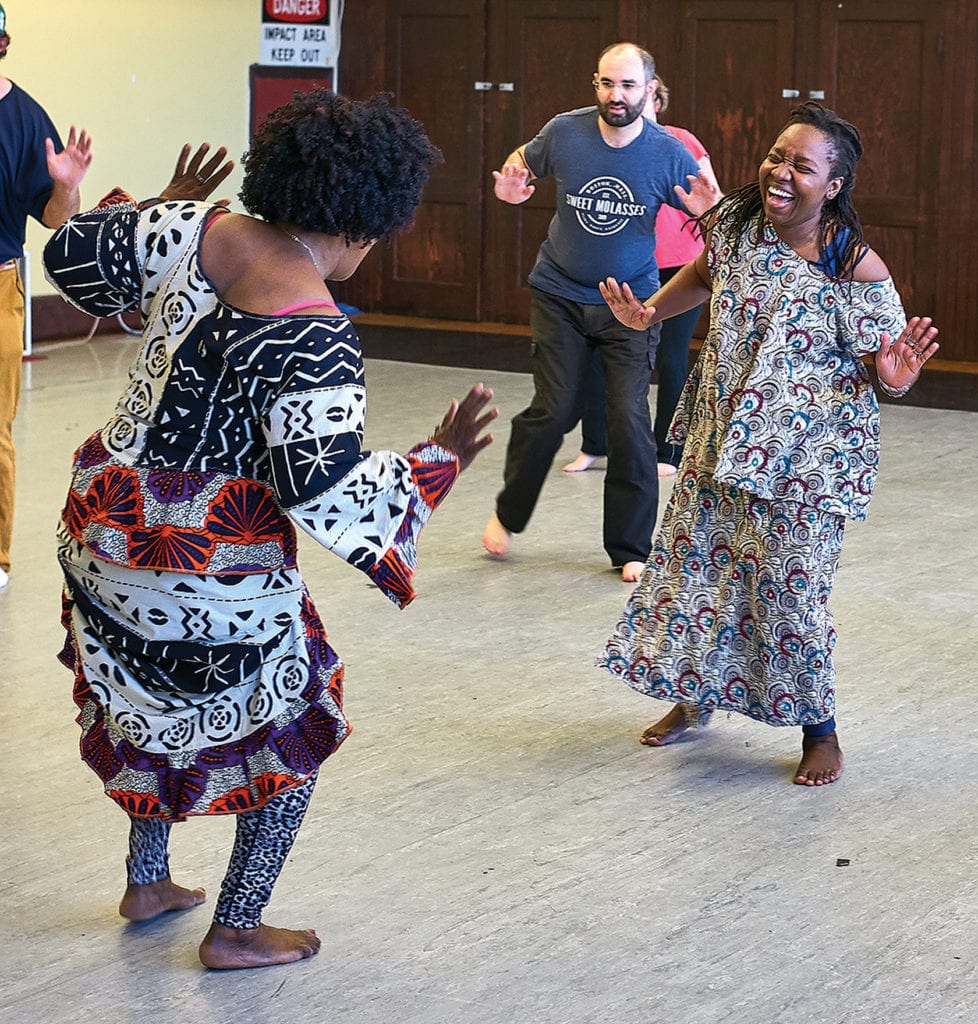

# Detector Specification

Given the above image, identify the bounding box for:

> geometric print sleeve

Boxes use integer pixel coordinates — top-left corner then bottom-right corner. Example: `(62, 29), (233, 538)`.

(43, 192), (224, 323)
(363, 443), (460, 609)
(42, 188), (144, 318)
(244, 325), (461, 611)
(45, 192), (461, 609)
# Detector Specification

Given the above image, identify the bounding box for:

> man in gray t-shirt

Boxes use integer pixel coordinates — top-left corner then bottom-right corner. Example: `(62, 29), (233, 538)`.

(482, 42), (710, 581)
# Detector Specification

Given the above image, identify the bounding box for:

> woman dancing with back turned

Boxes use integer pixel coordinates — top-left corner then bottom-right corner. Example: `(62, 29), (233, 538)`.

(44, 92), (495, 968)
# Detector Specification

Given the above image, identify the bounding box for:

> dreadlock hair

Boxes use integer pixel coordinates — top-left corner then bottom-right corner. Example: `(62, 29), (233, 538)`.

(699, 101), (866, 279)
(239, 89), (443, 244)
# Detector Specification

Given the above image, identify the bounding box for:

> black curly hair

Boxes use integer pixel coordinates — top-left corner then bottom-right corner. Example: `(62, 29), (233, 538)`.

(700, 101), (866, 278)
(239, 89), (443, 243)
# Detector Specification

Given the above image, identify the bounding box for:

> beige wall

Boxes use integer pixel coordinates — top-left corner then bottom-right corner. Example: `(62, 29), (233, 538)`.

(7, 0), (257, 296)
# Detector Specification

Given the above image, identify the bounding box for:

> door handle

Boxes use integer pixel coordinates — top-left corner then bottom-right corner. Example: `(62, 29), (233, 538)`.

(498, 82), (515, 92)
(474, 81), (493, 91)
(781, 88), (800, 98)
(808, 89), (825, 100)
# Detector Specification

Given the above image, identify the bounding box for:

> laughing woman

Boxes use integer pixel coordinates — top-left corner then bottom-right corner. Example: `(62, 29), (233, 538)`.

(598, 102), (937, 786)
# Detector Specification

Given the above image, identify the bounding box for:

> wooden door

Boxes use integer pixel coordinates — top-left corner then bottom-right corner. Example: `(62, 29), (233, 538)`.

(379, 0), (487, 319)
(666, 1), (797, 194)
(668, 0), (942, 321)
(375, 0), (627, 323)
(813, 0), (944, 316)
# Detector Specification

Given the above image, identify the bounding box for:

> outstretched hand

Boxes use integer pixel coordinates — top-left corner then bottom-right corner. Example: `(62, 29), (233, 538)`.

(674, 159), (723, 217)
(431, 384), (498, 471)
(45, 126), (93, 191)
(159, 143), (235, 205)
(598, 277), (657, 331)
(875, 316), (939, 392)
(492, 163), (535, 204)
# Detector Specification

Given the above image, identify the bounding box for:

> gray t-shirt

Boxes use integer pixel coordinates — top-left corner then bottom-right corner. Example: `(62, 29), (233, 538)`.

(524, 107), (698, 303)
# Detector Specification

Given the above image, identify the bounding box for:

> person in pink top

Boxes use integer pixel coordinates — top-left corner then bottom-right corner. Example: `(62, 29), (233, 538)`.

(564, 76), (721, 478)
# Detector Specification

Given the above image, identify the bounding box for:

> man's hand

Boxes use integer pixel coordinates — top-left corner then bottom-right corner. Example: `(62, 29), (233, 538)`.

(45, 126), (93, 192)
(492, 163), (535, 204)
(675, 157), (723, 218)
(42, 126), (93, 227)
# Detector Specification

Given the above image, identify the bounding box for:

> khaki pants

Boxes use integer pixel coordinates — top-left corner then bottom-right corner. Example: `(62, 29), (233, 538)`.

(0, 264), (24, 573)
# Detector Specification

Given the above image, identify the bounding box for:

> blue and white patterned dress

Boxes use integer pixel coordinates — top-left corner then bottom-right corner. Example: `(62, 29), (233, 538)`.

(601, 220), (907, 727)
(45, 193), (460, 819)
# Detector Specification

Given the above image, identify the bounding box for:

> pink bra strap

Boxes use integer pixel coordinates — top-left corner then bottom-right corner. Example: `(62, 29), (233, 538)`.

(203, 209), (230, 232)
(271, 299), (342, 316)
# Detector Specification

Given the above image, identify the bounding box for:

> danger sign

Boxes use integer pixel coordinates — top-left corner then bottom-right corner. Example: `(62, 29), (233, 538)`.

(260, 0), (335, 66)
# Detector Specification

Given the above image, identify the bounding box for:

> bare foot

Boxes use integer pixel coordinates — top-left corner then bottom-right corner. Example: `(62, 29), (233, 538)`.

(621, 561), (644, 583)
(119, 879), (206, 922)
(657, 462), (678, 478)
(199, 922), (322, 970)
(793, 732), (844, 786)
(563, 452), (604, 473)
(639, 704), (692, 746)
(482, 512), (512, 557)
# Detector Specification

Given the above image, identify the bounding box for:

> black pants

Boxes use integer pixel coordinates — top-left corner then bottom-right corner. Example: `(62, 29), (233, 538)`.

(580, 265), (702, 468)
(495, 288), (660, 566)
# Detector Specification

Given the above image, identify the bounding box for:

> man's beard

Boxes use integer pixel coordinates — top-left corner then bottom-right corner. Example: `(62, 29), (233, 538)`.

(597, 96), (644, 127)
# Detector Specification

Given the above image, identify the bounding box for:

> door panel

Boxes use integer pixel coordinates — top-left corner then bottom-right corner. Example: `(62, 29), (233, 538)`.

(673, 2), (796, 193)
(381, 1), (486, 318)
(671, 0), (941, 327)
(815, 0), (943, 314)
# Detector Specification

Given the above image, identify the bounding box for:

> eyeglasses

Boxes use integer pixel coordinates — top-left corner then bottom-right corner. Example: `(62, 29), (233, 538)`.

(592, 77), (649, 97)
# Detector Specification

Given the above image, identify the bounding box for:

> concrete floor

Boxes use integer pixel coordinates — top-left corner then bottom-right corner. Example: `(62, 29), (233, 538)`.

(2, 334), (976, 1024)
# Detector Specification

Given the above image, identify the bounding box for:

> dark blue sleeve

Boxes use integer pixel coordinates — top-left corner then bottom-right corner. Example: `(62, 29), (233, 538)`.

(661, 143), (701, 212)
(522, 115), (560, 179)
(24, 109), (61, 225)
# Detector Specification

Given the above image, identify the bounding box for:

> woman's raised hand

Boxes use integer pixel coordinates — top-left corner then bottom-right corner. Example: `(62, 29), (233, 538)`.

(160, 143), (235, 205)
(875, 316), (939, 392)
(431, 384), (498, 471)
(599, 277), (657, 331)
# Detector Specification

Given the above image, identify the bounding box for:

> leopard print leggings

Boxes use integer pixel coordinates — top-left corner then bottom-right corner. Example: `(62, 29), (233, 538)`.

(126, 773), (318, 929)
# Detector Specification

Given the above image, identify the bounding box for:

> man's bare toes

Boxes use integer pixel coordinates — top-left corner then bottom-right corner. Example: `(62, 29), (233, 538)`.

(482, 513), (512, 557)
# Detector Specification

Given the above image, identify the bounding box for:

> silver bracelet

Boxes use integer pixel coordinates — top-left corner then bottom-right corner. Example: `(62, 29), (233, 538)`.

(878, 378), (914, 398)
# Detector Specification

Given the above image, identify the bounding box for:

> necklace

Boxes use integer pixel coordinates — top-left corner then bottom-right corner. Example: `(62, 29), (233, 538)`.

(278, 226), (323, 276)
